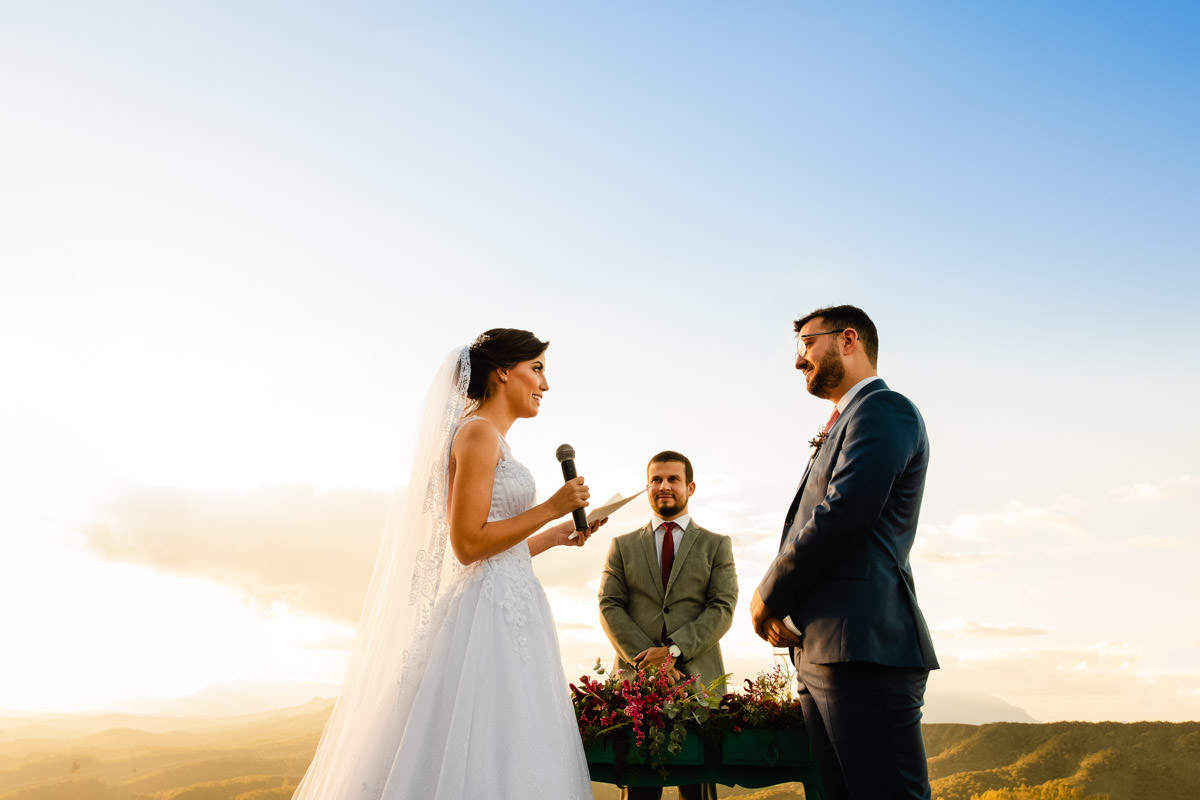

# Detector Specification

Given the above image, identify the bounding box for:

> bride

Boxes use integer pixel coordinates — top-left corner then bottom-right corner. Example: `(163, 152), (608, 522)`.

(293, 328), (606, 799)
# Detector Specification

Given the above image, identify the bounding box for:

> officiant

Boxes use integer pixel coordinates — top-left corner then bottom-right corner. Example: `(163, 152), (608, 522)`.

(598, 450), (738, 800)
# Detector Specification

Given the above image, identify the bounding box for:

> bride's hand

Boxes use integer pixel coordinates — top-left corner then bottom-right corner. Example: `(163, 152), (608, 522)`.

(550, 516), (608, 548)
(567, 516), (608, 547)
(548, 475), (589, 518)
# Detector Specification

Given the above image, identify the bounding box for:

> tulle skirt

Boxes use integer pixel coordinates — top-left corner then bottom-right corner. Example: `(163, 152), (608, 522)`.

(380, 551), (592, 799)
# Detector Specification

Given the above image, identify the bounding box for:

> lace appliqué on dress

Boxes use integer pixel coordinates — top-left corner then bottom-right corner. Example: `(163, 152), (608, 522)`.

(477, 451), (539, 663)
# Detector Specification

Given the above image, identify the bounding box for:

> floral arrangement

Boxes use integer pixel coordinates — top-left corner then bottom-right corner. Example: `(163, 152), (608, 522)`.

(571, 659), (721, 762)
(570, 658), (803, 767)
(713, 664), (805, 732)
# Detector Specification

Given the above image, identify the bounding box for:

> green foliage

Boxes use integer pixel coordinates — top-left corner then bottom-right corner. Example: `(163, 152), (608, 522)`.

(571, 658), (724, 766)
(571, 658), (804, 769)
(713, 665), (806, 734)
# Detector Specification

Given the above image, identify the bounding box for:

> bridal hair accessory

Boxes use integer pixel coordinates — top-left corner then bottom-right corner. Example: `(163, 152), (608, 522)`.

(293, 346), (470, 799)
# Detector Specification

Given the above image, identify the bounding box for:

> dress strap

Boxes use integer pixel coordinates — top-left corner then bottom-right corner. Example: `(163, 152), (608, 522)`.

(455, 415), (510, 458)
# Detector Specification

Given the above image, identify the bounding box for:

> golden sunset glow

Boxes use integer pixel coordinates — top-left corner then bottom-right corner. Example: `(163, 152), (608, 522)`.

(2, 1), (1198, 734)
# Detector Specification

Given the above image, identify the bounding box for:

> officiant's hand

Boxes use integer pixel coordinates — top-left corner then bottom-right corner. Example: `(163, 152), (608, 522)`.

(634, 646), (684, 682)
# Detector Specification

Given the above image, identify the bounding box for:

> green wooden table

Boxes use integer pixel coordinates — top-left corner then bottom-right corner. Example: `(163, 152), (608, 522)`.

(585, 729), (825, 798)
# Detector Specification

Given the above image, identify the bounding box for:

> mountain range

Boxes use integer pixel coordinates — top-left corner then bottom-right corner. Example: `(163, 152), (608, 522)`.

(1, 702), (1196, 799)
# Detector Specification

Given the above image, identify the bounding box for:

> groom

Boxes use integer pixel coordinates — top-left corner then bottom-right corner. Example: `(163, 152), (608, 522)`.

(599, 450), (737, 800)
(751, 305), (939, 800)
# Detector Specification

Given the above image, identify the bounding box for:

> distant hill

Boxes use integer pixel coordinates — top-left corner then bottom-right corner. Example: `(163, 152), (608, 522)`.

(1, 705), (1196, 799)
(923, 691), (1039, 725)
(926, 721), (1200, 800)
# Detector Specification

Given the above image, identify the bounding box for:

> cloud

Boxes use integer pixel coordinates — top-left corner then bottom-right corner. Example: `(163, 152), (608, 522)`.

(934, 618), (1048, 638)
(910, 501), (1089, 573)
(696, 472), (749, 501)
(80, 481), (783, 636)
(85, 486), (390, 624)
(1107, 535), (1183, 550)
(932, 502), (1084, 542)
(82, 472), (1199, 726)
(1108, 474), (1198, 504)
(932, 644), (1200, 722)
(912, 542), (1007, 566)
(913, 476), (1198, 568)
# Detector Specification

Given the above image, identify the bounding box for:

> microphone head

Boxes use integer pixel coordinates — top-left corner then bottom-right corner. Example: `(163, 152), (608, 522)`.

(555, 443), (576, 463)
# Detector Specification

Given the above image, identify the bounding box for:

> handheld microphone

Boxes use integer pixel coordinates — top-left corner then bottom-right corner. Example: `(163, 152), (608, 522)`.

(555, 443), (589, 539)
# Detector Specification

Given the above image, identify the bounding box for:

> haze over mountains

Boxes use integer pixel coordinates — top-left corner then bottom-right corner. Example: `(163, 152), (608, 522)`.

(2, 702), (1196, 800)
(2, 674), (1040, 726)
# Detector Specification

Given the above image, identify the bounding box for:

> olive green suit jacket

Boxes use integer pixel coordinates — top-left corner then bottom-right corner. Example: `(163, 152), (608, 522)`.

(598, 520), (738, 691)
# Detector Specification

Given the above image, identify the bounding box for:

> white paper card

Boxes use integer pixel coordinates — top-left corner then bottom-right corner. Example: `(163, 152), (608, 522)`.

(586, 489), (646, 524)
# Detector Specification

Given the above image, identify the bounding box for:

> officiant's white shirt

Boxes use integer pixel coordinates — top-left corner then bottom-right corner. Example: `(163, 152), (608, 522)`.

(651, 513), (690, 569)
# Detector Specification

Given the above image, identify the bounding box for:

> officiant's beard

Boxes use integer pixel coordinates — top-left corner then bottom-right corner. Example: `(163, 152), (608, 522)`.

(653, 495), (688, 518)
(806, 348), (845, 400)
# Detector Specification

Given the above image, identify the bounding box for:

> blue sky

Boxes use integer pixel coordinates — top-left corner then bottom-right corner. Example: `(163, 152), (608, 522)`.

(1, 2), (1197, 721)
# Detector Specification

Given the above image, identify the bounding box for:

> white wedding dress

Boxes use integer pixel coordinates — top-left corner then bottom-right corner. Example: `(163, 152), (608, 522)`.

(378, 418), (593, 798)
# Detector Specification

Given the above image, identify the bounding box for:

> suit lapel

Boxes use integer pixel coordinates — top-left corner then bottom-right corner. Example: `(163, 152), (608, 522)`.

(638, 523), (664, 600)
(781, 441), (826, 545)
(793, 459), (816, 501)
(664, 520), (699, 596)
(780, 379), (891, 544)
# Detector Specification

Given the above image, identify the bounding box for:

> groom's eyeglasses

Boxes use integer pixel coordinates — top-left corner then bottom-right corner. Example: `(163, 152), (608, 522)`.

(795, 329), (846, 357)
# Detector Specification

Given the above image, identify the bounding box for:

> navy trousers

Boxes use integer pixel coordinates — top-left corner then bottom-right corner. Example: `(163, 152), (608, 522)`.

(795, 649), (932, 800)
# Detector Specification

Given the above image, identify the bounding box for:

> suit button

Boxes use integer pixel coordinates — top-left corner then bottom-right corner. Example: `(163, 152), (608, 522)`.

(663, 607), (671, 614)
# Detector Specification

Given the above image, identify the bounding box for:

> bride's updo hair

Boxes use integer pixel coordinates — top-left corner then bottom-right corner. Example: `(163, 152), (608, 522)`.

(466, 328), (550, 403)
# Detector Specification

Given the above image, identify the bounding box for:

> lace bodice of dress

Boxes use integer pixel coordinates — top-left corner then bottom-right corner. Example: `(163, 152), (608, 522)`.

(455, 416), (536, 567)
(488, 439), (536, 524)
(452, 417), (540, 661)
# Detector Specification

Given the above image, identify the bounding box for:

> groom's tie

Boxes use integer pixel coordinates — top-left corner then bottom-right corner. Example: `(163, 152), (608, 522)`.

(824, 408), (840, 433)
(660, 521), (676, 589)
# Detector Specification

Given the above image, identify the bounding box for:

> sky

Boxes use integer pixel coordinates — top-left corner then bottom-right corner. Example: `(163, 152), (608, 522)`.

(1, 1), (1198, 724)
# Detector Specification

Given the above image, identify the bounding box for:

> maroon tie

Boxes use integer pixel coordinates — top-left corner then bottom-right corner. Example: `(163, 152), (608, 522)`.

(660, 521), (676, 590)
(824, 408), (840, 434)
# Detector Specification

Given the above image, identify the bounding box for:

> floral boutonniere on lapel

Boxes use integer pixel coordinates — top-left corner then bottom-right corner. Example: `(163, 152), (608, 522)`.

(808, 427), (829, 457)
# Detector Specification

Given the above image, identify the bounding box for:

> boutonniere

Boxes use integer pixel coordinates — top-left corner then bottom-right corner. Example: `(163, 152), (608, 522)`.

(809, 427), (829, 456)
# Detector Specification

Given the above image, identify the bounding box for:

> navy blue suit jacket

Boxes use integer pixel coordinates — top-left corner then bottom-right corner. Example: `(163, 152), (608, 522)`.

(758, 379), (939, 670)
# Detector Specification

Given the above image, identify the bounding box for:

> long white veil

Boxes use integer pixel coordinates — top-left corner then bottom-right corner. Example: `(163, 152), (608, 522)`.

(293, 347), (470, 799)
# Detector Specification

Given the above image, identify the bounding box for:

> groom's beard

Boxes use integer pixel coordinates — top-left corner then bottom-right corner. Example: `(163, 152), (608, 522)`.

(807, 348), (845, 399)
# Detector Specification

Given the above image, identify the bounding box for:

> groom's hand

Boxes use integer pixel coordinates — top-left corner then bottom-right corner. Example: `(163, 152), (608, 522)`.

(751, 589), (802, 647)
